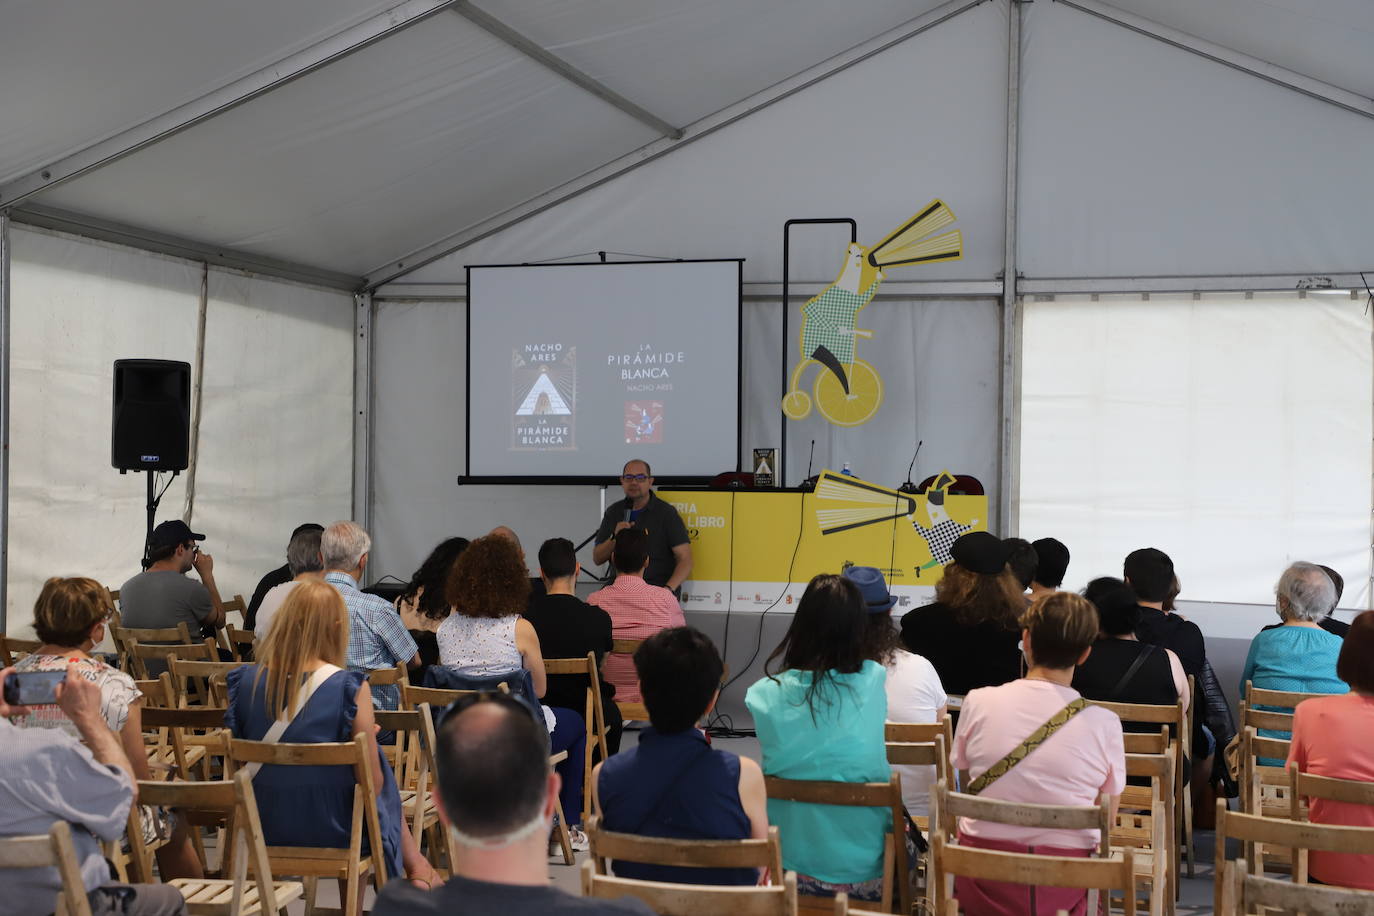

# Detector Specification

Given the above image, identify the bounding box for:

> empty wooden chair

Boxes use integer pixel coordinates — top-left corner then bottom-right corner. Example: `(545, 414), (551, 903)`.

(400, 681), (507, 711)
(141, 704), (226, 784)
(582, 859), (799, 916)
(0, 822), (94, 916)
(225, 734), (386, 916)
(930, 833), (1136, 916)
(224, 626), (255, 662)
(0, 633), (40, 666)
(1115, 752), (1174, 916)
(167, 657), (240, 707)
(884, 734), (946, 831)
(765, 774), (909, 914)
(132, 771), (304, 915)
(543, 652), (611, 821)
(1220, 857), (1374, 915)
(374, 703), (457, 875)
(586, 814), (783, 885)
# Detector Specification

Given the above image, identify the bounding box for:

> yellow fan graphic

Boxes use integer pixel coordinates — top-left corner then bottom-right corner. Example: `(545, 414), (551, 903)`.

(814, 472), (916, 535)
(783, 200), (962, 427)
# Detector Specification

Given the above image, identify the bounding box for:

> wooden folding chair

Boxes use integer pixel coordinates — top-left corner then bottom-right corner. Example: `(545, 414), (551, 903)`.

(608, 638), (649, 722)
(765, 774), (909, 914)
(1116, 751), (1174, 916)
(224, 626), (255, 662)
(134, 772), (304, 915)
(167, 657), (239, 707)
(1086, 696), (1191, 877)
(581, 859), (798, 915)
(1220, 857), (1374, 915)
(0, 822), (94, 916)
(374, 703), (458, 876)
(1213, 798), (1374, 914)
(586, 813), (784, 884)
(930, 781), (1112, 914)
(226, 734), (386, 916)
(400, 681), (507, 711)
(543, 652), (611, 822)
(930, 832), (1136, 916)
(1289, 761), (1374, 824)
(885, 734), (946, 831)
(884, 717), (954, 755)
(0, 633), (40, 666)
(136, 672), (178, 709)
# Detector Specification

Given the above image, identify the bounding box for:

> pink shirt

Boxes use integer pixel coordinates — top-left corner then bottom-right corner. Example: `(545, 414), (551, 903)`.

(1288, 692), (1374, 889)
(951, 679), (1126, 849)
(587, 575), (685, 703)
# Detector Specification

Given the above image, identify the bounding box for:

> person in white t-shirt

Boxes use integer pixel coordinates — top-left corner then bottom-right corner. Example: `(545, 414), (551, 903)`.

(846, 565), (948, 816)
(254, 527), (324, 640)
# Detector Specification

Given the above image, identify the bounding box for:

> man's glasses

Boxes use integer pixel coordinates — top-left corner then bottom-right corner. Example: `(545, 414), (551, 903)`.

(621, 474), (649, 482)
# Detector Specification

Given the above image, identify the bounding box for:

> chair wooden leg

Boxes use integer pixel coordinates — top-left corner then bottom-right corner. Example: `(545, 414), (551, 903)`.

(553, 796), (574, 866)
(343, 866), (360, 916)
(1183, 791), (1195, 877)
(302, 876), (318, 916)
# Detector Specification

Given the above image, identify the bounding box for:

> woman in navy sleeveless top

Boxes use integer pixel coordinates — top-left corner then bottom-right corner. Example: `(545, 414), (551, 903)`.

(594, 626), (766, 885)
(224, 580), (436, 889)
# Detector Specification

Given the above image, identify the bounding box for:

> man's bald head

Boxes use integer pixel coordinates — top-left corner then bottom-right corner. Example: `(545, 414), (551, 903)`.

(436, 696), (549, 839)
(489, 526), (522, 551)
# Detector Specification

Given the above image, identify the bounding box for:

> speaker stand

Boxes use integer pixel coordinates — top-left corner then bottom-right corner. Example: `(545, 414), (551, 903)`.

(140, 469), (178, 570)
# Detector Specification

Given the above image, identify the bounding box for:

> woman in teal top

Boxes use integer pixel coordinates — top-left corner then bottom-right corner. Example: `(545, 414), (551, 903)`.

(1241, 563), (1348, 761)
(745, 574), (891, 900)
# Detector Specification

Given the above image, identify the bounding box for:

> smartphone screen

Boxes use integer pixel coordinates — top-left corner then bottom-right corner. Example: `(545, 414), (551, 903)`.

(3, 670), (67, 706)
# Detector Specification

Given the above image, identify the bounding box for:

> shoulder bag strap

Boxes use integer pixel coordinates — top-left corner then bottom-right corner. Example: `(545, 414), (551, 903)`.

(242, 663), (342, 780)
(1107, 646), (1155, 701)
(966, 698), (1089, 795)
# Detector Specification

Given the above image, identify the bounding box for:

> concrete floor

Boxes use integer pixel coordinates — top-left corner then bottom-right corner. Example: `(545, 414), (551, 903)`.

(279, 730), (1224, 914)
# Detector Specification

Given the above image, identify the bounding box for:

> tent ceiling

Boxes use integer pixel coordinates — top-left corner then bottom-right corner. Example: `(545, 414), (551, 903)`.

(3, 0), (1372, 285)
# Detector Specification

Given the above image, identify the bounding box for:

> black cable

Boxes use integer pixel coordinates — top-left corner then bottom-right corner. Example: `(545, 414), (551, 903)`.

(706, 490), (739, 736)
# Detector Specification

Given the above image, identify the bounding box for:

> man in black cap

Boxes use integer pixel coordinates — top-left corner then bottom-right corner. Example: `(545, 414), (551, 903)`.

(119, 519), (225, 638)
(1029, 537), (1070, 601)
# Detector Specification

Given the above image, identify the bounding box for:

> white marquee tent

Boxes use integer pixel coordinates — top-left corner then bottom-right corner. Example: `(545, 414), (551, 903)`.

(2, 0), (1372, 706)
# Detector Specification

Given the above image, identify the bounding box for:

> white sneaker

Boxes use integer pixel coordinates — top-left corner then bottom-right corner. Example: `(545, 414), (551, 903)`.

(569, 827), (589, 852)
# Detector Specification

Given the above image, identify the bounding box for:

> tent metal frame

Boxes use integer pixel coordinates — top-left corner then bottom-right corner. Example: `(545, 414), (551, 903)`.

(0, 214), (9, 631)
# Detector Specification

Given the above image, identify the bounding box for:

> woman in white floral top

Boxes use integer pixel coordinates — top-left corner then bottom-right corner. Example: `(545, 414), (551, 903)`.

(13, 576), (202, 879)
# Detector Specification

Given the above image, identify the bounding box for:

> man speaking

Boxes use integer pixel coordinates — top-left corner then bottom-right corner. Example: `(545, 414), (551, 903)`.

(593, 459), (692, 592)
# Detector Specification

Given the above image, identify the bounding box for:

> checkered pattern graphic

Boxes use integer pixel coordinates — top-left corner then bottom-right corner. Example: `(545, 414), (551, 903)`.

(913, 518), (973, 565)
(325, 571), (417, 710)
(800, 279), (881, 364)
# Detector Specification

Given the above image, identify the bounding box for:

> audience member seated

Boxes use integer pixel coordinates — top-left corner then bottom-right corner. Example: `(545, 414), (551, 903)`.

(1263, 563), (1349, 638)
(245, 522), (322, 632)
(1028, 537), (1069, 601)
(1002, 537), (1038, 601)
(224, 581), (437, 892)
(0, 666), (188, 916)
(951, 592), (1126, 916)
(438, 535), (588, 847)
(525, 537), (623, 754)
(372, 693), (651, 914)
(587, 529), (685, 705)
(900, 532), (1024, 695)
(322, 521), (419, 710)
(488, 526), (546, 601)
(745, 574), (895, 902)
(1288, 611), (1374, 890)
(848, 565), (947, 817)
(12, 577), (202, 880)
(594, 627), (767, 885)
(1073, 577), (1188, 712)
(1242, 562), (1347, 744)
(395, 537), (469, 668)
(252, 525), (325, 640)
(120, 519), (225, 640)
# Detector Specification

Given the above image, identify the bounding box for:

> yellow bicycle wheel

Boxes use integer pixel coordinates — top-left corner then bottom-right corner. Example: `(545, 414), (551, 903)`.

(814, 359), (883, 427)
(781, 388), (812, 420)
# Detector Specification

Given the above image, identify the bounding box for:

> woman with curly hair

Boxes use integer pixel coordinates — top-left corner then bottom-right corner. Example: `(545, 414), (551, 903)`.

(900, 531), (1025, 696)
(395, 536), (468, 666)
(437, 534), (588, 846)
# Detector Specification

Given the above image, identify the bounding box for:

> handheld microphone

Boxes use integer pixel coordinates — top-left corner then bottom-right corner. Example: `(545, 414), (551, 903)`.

(800, 439), (818, 491)
(898, 441), (924, 494)
(624, 506), (634, 525)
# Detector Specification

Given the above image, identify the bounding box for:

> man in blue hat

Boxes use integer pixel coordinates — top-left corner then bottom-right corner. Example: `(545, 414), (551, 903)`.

(843, 565), (947, 817)
(119, 519), (226, 638)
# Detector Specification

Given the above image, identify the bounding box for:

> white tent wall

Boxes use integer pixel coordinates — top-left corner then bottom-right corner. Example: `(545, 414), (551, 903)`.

(4, 225), (353, 637)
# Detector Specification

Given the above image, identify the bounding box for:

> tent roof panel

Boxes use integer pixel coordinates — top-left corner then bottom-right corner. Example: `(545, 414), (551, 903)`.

(34, 14), (658, 275)
(475, 0), (951, 127)
(0, 0), (401, 184)
(1108, 0), (1374, 98)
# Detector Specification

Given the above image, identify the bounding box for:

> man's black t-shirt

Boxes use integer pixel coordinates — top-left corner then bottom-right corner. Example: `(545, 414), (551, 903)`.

(525, 593), (615, 707)
(899, 601), (1022, 696)
(1135, 606), (1206, 677)
(594, 491), (690, 588)
(373, 873), (653, 915)
(245, 563), (291, 630)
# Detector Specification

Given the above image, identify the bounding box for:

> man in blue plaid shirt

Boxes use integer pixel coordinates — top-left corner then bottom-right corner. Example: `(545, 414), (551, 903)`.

(322, 521), (419, 710)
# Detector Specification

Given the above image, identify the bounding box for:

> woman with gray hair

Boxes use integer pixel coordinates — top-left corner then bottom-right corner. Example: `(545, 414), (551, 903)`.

(1239, 562), (1348, 746)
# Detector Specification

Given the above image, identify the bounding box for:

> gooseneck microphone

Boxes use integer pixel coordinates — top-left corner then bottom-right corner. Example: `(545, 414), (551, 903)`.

(799, 439), (818, 491)
(898, 440), (924, 494)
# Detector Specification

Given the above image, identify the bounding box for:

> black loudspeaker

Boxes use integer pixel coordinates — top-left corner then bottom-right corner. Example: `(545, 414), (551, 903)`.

(112, 359), (191, 471)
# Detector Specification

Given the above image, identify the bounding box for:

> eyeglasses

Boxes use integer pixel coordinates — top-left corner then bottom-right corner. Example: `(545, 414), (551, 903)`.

(621, 474), (649, 482)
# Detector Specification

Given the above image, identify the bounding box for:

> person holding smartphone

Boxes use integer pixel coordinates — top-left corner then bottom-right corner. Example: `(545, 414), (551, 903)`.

(0, 665), (187, 915)
(119, 520), (226, 640)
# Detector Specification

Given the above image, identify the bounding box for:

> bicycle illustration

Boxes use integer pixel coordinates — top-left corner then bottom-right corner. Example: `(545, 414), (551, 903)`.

(782, 200), (963, 427)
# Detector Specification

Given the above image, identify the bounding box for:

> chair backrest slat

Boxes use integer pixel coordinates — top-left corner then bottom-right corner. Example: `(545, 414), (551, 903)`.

(587, 816), (780, 871)
(581, 860), (796, 916)
(933, 833), (1135, 914)
(1248, 682), (1338, 709)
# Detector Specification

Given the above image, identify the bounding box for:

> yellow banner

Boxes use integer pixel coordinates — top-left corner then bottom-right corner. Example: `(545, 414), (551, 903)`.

(662, 470), (987, 610)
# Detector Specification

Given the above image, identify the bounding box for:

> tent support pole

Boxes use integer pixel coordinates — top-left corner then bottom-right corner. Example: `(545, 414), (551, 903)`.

(0, 214), (9, 631)
(997, 0), (1023, 538)
(353, 292), (374, 574)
